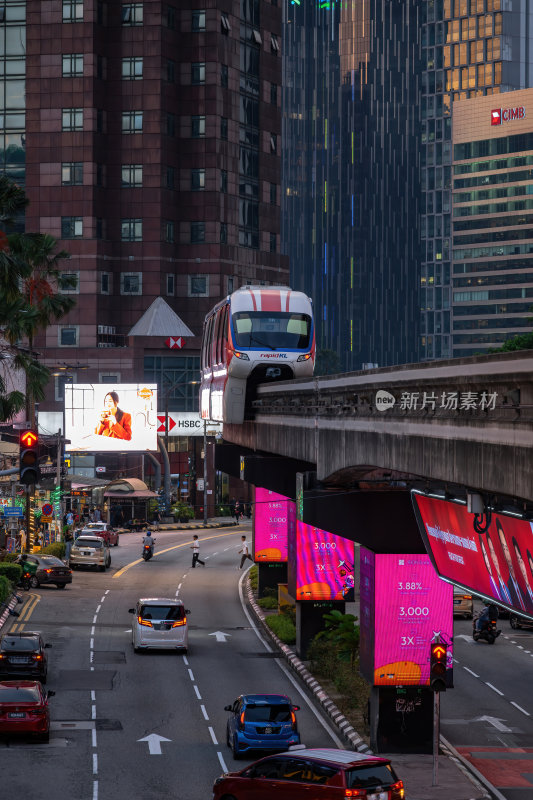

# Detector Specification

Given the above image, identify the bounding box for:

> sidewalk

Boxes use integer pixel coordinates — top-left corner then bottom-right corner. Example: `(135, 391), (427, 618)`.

(119, 516), (251, 533)
(244, 578), (492, 800)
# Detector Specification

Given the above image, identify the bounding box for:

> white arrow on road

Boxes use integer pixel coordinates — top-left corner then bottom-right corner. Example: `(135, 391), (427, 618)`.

(475, 716), (512, 733)
(209, 631), (232, 642)
(138, 733), (172, 754)
(455, 634), (474, 643)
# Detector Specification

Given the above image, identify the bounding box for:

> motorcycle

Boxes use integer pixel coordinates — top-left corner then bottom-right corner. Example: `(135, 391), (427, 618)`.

(142, 544), (153, 562)
(17, 571), (33, 591)
(472, 612), (501, 644)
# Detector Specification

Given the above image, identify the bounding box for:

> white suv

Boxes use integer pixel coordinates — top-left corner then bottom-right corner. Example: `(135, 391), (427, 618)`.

(70, 535), (111, 571)
(129, 598), (190, 653)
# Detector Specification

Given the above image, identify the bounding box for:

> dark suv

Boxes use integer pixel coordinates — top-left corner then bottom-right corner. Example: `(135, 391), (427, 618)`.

(0, 632), (51, 683)
(213, 748), (405, 800)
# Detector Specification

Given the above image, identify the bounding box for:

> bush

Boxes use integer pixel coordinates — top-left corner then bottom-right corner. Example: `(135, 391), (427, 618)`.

(0, 563), (22, 584)
(170, 502), (194, 520)
(249, 564), (258, 591)
(257, 596), (277, 609)
(266, 613), (296, 644)
(41, 543), (65, 559)
(262, 586), (277, 599)
(0, 574), (10, 604)
(215, 504), (231, 516)
(0, 552), (18, 563)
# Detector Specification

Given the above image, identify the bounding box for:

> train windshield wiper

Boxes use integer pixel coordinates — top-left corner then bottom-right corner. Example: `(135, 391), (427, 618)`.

(249, 335), (276, 350)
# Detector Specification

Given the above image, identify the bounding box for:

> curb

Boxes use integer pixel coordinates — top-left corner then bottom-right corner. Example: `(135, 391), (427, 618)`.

(119, 521), (242, 533)
(0, 592), (20, 633)
(440, 735), (502, 800)
(244, 578), (371, 754)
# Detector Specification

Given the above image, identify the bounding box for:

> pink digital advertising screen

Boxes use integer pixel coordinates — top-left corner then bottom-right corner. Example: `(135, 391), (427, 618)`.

(296, 522), (355, 601)
(253, 488), (294, 562)
(372, 553), (453, 686)
(413, 491), (533, 619)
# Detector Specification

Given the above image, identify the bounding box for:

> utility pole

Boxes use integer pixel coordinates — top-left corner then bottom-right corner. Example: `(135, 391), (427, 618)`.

(203, 420), (207, 525)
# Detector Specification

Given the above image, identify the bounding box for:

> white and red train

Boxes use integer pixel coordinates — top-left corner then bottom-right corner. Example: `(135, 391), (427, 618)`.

(200, 286), (315, 424)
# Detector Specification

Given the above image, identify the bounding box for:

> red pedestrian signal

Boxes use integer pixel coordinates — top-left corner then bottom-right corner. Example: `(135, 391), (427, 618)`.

(19, 429), (40, 486)
(429, 642), (447, 692)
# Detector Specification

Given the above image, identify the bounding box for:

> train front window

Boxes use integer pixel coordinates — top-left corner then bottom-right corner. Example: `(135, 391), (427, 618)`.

(232, 312), (311, 350)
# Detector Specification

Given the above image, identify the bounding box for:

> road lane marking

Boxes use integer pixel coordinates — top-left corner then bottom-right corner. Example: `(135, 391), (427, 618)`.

(104, 590), (109, 594)
(201, 704), (209, 720)
(100, 596), (105, 603)
(93, 780), (98, 800)
(463, 667), (480, 678)
(217, 751), (228, 772)
(208, 726), (218, 745)
(182, 654), (189, 666)
(90, 638), (94, 649)
(93, 754), (98, 774)
(178, 583), (182, 590)
(93, 615), (97, 624)
(212, 552), (218, 556)
(90, 651), (94, 663)
(188, 668), (195, 681)
(486, 682), (504, 696)
(194, 686), (202, 700)
(510, 701), (530, 716)
(91, 626), (95, 636)
(92, 705), (96, 719)
(96, 605), (101, 613)
(92, 729), (97, 747)
(113, 531), (240, 577)
(91, 691), (95, 701)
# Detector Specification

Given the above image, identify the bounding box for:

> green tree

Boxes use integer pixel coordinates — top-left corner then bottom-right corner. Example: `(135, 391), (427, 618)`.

(315, 610), (360, 670)
(488, 306), (533, 353)
(314, 348), (342, 376)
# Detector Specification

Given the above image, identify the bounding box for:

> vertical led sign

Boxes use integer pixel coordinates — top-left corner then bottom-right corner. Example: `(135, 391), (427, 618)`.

(296, 522), (355, 601)
(253, 488), (294, 562)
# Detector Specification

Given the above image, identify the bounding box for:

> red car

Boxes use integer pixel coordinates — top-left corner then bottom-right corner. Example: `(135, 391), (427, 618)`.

(212, 747), (405, 799)
(78, 523), (119, 547)
(0, 681), (54, 743)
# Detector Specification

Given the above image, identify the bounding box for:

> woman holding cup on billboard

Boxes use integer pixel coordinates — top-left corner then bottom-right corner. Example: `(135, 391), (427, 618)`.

(95, 391), (132, 440)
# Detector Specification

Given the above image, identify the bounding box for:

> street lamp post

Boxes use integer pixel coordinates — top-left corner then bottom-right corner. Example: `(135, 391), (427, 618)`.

(203, 420), (207, 525)
(160, 377), (199, 512)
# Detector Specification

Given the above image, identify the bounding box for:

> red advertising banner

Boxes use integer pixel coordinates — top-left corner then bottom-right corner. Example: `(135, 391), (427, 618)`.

(412, 491), (533, 619)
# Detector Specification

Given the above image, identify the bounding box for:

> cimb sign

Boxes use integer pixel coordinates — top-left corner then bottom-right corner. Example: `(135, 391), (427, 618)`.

(491, 106), (526, 126)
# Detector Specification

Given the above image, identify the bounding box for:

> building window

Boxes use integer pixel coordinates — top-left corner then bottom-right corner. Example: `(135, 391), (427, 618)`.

(59, 326), (79, 346)
(188, 275), (209, 296)
(190, 222), (205, 243)
(270, 83), (277, 106)
(252, 30), (262, 45)
(61, 217), (83, 238)
(96, 109), (105, 133)
(120, 272), (142, 295)
(270, 233), (276, 253)
(221, 116), (228, 140)
(165, 4), (176, 28)
(220, 222), (227, 244)
(62, 108), (83, 131)
(192, 63), (206, 84)
(61, 162), (83, 185)
(100, 272), (111, 294)
(227, 276), (234, 293)
(192, 115), (205, 137)
(166, 59), (175, 83)
(166, 274), (175, 296)
(221, 63), (228, 88)
(270, 182), (276, 205)
(165, 166), (175, 189)
(99, 372), (120, 383)
(122, 3), (143, 25)
(166, 113), (176, 136)
(122, 111), (143, 133)
(270, 133), (277, 153)
(164, 220), (175, 243)
(95, 219), (103, 240)
(55, 373), (75, 402)
(121, 164), (143, 187)
(60, 271), (80, 294)
(220, 169), (227, 193)
(63, 1), (83, 22)
(122, 57), (143, 80)
(62, 54), (84, 77)
(221, 13), (231, 33)
(191, 169), (205, 191)
(121, 219), (142, 241)
(271, 34), (279, 53)
(192, 9), (206, 30)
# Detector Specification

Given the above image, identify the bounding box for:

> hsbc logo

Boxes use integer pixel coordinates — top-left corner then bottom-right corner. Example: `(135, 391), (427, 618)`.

(491, 106), (526, 126)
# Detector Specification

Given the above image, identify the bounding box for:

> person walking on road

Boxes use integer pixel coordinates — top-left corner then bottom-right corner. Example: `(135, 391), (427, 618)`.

(64, 528), (74, 563)
(190, 534), (205, 567)
(238, 535), (253, 569)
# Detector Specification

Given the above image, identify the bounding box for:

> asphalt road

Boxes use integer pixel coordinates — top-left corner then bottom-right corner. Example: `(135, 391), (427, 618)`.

(0, 525), (341, 800)
(443, 601), (533, 800)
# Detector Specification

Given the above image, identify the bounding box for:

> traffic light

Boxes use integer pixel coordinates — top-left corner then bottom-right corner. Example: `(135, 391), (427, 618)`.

(19, 429), (40, 486)
(429, 642), (447, 692)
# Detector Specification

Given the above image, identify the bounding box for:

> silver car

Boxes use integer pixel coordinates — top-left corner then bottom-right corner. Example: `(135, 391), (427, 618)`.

(70, 535), (111, 571)
(129, 598), (190, 653)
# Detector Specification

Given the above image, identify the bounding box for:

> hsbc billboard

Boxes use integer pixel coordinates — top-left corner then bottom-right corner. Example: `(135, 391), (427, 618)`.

(491, 106), (526, 126)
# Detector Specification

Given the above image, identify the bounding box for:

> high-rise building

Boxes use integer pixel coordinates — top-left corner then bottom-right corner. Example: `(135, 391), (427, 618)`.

(3, 0), (287, 437)
(421, 0), (533, 360)
(452, 88), (533, 355)
(282, 0), (422, 372)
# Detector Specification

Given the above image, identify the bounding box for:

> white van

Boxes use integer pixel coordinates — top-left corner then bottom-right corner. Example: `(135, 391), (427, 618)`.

(129, 598), (190, 653)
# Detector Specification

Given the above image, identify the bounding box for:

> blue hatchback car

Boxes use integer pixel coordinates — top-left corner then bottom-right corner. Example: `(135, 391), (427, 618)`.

(225, 694), (301, 759)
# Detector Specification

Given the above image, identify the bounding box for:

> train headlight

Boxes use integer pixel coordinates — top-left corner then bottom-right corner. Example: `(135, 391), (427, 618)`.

(234, 351), (250, 360)
(297, 353), (312, 361)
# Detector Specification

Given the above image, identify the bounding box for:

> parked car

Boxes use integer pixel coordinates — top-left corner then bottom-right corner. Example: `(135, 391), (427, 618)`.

(69, 536), (111, 571)
(0, 680), (55, 743)
(16, 554), (72, 589)
(129, 597), (189, 653)
(510, 612), (533, 630)
(0, 632), (51, 683)
(453, 591), (474, 619)
(76, 522), (119, 547)
(213, 748), (405, 800)
(225, 694), (301, 759)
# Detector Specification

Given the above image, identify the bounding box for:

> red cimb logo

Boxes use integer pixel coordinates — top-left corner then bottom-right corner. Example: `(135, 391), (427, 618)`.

(491, 108), (502, 125)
